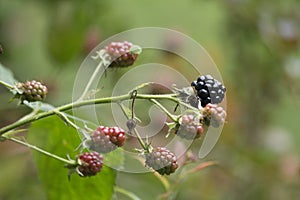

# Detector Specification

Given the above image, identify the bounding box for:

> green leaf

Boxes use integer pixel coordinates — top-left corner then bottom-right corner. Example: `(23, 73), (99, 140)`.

(0, 62), (18, 89)
(104, 148), (125, 171)
(27, 116), (116, 200)
(24, 101), (56, 111)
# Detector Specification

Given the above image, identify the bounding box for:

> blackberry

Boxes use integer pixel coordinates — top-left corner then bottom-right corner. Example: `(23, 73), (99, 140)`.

(203, 103), (226, 127)
(104, 41), (141, 68)
(77, 151), (103, 177)
(145, 147), (178, 175)
(191, 75), (226, 107)
(176, 114), (204, 140)
(17, 80), (48, 102)
(89, 126), (126, 153)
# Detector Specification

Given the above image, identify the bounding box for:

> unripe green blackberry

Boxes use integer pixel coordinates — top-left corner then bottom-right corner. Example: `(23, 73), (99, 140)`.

(89, 126), (126, 153)
(77, 151), (103, 177)
(145, 147), (178, 175)
(126, 119), (136, 134)
(104, 41), (141, 68)
(17, 80), (48, 102)
(176, 114), (204, 140)
(191, 75), (226, 107)
(203, 103), (226, 127)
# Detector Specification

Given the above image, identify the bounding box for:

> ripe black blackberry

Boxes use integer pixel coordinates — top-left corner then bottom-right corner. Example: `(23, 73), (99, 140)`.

(89, 126), (126, 153)
(145, 147), (178, 175)
(203, 103), (226, 127)
(191, 75), (226, 107)
(176, 114), (204, 140)
(17, 80), (48, 102)
(77, 151), (103, 177)
(104, 41), (141, 68)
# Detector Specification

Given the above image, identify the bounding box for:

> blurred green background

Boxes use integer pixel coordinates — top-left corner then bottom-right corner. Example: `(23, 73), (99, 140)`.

(0, 0), (300, 199)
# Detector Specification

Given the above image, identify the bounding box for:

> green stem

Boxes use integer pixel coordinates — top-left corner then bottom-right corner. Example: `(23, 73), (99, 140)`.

(0, 93), (180, 135)
(77, 61), (104, 101)
(53, 110), (81, 131)
(149, 99), (178, 122)
(114, 186), (141, 200)
(1, 129), (27, 141)
(0, 81), (15, 90)
(132, 82), (155, 91)
(153, 171), (170, 191)
(118, 103), (147, 150)
(6, 136), (75, 165)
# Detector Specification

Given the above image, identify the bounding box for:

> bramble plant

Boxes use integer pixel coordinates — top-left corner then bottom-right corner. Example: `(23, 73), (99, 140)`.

(0, 41), (226, 199)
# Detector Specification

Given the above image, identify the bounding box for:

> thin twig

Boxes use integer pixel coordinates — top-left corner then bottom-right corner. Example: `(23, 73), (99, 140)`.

(53, 110), (81, 131)
(77, 61), (104, 101)
(118, 102), (147, 150)
(149, 99), (178, 122)
(6, 136), (75, 165)
(114, 186), (141, 200)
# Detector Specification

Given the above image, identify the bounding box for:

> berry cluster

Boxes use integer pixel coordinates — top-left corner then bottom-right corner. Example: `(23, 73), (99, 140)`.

(0, 40), (228, 180)
(191, 75), (226, 107)
(203, 103), (227, 127)
(76, 151), (103, 177)
(145, 147), (178, 175)
(104, 41), (140, 68)
(17, 80), (48, 102)
(89, 126), (126, 153)
(176, 114), (204, 140)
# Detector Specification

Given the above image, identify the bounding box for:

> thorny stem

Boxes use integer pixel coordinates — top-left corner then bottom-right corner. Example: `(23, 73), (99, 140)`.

(149, 99), (178, 122)
(5, 136), (76, 165)
(53, 110), (81, 131)
(0, 93), (181, 135)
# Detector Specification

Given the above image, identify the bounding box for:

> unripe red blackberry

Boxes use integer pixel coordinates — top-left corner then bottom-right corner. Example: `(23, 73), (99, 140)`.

(145, 147), (178, 175)
(17, 80), (48, 102)
(89, 126), (126, 153)
(203, 103), (226, 127)
(176, 114), (204, 140)
(104, 41), (141, 68)
(191, 75), (226, 107)
(77, 151), (103, 177)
